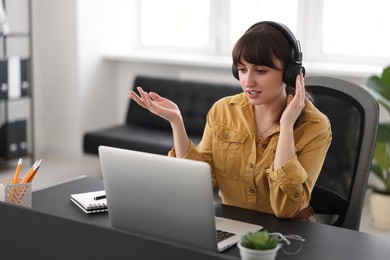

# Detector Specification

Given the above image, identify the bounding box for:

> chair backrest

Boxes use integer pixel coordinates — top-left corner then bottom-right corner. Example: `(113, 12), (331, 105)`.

(305, 76), (379, 230)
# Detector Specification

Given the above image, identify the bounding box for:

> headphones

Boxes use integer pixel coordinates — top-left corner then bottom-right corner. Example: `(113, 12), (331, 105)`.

(232, 21), (305, 87)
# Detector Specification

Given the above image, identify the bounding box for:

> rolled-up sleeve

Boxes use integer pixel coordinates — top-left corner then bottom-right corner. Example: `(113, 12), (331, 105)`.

(168, 140), (200, 160)
(266, 125), (332, 218)
(168, 117), (217, 187)
(268, 156), (307, 202)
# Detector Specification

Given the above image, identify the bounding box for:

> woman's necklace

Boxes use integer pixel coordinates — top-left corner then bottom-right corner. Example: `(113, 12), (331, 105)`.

(256, 112), (281, 140)
(257, 121), (276, 139)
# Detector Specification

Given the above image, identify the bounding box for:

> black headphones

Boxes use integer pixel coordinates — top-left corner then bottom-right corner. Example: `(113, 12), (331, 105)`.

(232, 21), (305, 87)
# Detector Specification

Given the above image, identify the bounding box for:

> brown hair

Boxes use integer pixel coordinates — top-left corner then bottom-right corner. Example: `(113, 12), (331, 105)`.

(232, 23), (293, 71)
(232, 22), (314, 109)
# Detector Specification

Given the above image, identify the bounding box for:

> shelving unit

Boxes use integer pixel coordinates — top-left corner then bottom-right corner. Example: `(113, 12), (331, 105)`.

(0, 0), (33, 166)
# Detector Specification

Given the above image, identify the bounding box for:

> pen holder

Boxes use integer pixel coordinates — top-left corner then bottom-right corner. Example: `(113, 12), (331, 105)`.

(0, 177), (32, 208)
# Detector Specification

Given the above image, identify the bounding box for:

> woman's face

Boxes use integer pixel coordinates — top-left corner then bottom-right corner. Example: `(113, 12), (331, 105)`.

(236, 58), (286, 106)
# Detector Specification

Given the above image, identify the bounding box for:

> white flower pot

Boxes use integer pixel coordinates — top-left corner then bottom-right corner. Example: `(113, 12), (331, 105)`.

(237, 243), (280, 260)
(370, 191), (390, 229)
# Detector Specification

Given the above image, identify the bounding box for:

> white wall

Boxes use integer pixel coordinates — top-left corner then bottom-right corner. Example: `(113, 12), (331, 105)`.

(33, 0), (117, 158)
(33, 0), (79, 157)
(77, 0), (118, 137)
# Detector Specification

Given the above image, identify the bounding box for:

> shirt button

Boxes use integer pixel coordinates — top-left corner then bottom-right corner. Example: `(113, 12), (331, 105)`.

(249, 163), (254, 168)
(249, 188), (255, 193)
(261, 144), (267, 149)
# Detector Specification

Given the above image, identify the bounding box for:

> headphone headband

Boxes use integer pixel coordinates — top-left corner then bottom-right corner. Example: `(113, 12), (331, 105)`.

(247, 21), (303, 64)
(232, 21), (305, 87)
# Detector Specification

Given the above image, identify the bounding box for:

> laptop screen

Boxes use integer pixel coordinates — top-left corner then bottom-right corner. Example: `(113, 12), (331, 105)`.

(99, 146), (219, 251)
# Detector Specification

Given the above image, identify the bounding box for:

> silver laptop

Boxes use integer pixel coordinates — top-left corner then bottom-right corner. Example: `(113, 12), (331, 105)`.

(98, 146), (262, 252)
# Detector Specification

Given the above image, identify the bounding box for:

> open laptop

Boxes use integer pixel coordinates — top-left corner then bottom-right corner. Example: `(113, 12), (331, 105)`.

(98, 145), (262, 252)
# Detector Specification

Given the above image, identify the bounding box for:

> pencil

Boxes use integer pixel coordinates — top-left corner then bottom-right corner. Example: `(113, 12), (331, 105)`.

(12, 158), (23, 184)
(20, 160), (39, 184)
(24, 159), (43, 183)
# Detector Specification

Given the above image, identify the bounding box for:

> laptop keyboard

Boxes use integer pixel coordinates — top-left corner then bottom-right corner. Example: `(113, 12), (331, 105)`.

(216, 229), (236, 242)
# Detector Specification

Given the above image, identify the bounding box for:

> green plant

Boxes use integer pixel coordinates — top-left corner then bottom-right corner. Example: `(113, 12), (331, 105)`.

(366, 65), (390, 193)
(240, 230), (278, 250)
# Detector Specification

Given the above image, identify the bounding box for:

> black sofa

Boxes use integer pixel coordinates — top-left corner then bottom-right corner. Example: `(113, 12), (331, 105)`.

(83, 75), (241, 155)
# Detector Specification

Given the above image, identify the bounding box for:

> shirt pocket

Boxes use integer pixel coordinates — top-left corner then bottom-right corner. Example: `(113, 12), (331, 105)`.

(213, 128), (248, 180)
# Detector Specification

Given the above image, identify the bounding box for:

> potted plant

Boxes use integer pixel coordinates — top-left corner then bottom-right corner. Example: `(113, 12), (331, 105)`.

(366, 65), (390, 229)
(237, 230), (280, 260)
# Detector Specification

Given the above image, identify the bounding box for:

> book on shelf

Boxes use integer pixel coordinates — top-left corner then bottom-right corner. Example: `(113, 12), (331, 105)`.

(0, 0), (10, 35)
(70, 190), (107, 214)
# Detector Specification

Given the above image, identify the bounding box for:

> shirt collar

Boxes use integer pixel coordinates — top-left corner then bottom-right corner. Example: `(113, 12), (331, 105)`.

(229, 93), (249, 107)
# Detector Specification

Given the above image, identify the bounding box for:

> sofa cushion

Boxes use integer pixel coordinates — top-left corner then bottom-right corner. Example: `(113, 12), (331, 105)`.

(83, 124), (203, 155)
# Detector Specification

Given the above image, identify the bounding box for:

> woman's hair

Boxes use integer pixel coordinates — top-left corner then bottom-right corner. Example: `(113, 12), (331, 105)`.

(232, 22), (313, 102)
(232, 23), (292, 71)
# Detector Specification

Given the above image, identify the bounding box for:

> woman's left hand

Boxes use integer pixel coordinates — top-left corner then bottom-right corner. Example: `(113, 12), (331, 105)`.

(279, 73), (306, 129)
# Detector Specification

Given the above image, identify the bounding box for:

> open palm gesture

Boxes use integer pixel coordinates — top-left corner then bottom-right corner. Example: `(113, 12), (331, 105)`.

(128, 87), (182, 123)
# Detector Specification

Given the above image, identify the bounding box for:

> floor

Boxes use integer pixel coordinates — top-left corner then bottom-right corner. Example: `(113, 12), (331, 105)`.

(1, 154), (390, 238)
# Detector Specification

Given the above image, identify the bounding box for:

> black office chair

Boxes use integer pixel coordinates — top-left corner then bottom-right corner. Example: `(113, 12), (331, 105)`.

(305, 76), (379, 231)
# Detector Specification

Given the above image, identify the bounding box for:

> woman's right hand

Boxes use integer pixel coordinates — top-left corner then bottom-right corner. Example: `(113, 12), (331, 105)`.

(128, 87), (182, 124)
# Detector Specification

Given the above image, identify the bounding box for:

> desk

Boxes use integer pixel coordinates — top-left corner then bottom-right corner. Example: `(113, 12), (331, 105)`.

(1, 176), (390, 259)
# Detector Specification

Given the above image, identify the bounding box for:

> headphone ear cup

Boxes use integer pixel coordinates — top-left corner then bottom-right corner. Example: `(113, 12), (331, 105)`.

(283, 63), (305, 87)
(232, 64), (239, 80)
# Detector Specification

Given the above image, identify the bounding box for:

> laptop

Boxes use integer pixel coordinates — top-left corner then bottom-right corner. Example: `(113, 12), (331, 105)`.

(98, 146), (262, 252)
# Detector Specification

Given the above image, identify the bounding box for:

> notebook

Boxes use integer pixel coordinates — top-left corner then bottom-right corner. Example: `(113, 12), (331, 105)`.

(98, 145), (262, 252)
(70, 190), (108, 214)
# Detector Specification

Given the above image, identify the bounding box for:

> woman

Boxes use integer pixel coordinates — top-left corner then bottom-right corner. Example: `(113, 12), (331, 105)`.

(129, 22), (332, 220)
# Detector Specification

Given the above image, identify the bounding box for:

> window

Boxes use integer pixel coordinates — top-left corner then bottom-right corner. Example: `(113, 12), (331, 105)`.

(136, 0), (299, 55)
(322, 0), (390, 59)
(228, 0), (299, 50)
(117, 0), (390, 66)
(140, 0), (211, 52)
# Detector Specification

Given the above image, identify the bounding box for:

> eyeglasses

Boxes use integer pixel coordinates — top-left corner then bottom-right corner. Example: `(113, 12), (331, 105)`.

(270, 232), (306, 255)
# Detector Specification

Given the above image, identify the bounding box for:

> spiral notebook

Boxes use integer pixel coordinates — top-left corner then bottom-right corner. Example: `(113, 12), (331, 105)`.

(70, 190), (108, 214)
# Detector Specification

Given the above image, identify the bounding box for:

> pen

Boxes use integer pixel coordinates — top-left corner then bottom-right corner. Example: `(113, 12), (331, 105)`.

(94, 195), (106, 200)
(12, 158), (23, 184)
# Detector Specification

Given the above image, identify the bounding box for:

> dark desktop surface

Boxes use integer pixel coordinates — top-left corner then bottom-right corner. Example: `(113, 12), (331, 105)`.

(1, 176), (389, 259)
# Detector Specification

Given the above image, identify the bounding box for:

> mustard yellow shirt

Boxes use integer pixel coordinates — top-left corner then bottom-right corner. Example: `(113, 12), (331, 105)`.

(169, 93), (332, 218)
